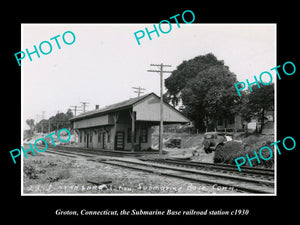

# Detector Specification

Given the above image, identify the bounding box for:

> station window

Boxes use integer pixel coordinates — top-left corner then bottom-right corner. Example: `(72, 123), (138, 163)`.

(90, 134), (92, 142)
(98, 134), (101, 143)
(140, 128), (148, 143)
(80, 134), (82, 143)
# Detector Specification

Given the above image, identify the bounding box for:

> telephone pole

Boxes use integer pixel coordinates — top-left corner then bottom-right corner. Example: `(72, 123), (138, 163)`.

(35, 114), (41, 133)
(48, 119), (50, 134)
(41, 111), (46, 120)
(70, 105), (82, 116)
(41, 111), (46, 134)
(147, 63), (172, 155)
(132, 86), (146, 96)
(80, 102), (89, 113)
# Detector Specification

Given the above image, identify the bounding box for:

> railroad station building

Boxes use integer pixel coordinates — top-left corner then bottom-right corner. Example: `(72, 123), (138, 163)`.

(69, 93), (190, 151)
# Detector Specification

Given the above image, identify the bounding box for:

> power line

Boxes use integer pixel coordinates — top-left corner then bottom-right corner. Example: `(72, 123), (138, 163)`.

(132, 86), (146, 96)
(80, 102), (89, 113)
(147, 63), (172, 156)
(70, 105), (82, 116)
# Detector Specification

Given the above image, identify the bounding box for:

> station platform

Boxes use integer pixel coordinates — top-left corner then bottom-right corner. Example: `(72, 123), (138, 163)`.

(47, 144), (161, 156)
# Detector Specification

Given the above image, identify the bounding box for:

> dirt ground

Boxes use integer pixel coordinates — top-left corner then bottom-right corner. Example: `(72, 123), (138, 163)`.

(163, 146), (214, 163)
(22, 151), (236, 195)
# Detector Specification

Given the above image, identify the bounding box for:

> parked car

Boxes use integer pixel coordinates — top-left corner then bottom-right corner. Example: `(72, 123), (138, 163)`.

(165, 138), (181, 148)
(203, 132), (233, 154)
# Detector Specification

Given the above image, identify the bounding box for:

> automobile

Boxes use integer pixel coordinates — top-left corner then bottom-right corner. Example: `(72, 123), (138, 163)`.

(203, 132), (233, 154)
(164, 138), (181, 148)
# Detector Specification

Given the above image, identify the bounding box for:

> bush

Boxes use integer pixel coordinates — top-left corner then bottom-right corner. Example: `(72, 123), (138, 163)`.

(24, 164), (39, 179)
(213, 135), (275, 168)
(47, 169), (71, 183)
(214, 141), (243, 164)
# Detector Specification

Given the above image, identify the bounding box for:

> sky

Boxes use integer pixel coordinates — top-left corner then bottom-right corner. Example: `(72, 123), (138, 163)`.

(22, 23), (276, 129)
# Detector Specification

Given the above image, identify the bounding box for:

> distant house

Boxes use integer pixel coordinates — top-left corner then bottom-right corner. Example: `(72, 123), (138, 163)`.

(217, 115), (243, 132)
(69, 93), (190, 151)
(216, 109), (274, 134)
(247, 110), (274, 134)
(261, 110), (274, 134)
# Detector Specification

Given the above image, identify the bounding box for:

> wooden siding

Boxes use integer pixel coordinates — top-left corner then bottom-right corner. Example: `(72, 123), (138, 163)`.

(77, 124), (151, 150)
(114, 123), (151, 150)
(73, 114), (114, 129)
(133, 94), (189, 123)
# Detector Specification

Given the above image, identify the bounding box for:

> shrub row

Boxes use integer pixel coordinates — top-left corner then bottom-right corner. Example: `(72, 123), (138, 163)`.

(213, 135), (274, 168)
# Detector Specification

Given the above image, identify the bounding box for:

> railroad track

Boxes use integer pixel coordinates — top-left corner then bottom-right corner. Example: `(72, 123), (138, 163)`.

(40, 144), (158, 157)
(100, 158), (274, 194)
(146, 158), (274, 180)
(39, 146), (274, 194)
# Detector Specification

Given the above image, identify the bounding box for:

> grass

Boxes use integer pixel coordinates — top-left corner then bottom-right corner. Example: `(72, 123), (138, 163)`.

(23, 152), (237, 194)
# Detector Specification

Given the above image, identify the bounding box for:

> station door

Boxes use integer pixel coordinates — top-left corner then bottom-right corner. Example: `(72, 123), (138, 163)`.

(102, 132), (106, 149)
(115, 131), (125, 150)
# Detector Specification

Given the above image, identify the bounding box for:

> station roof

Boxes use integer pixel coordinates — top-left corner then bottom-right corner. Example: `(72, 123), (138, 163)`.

(70, 92), (190, 123)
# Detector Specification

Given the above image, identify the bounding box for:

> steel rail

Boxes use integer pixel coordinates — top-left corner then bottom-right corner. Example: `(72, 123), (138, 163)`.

(100, 160), (273, 194)
(40, 146), (274, 194)
(110, 158), (274, 186)
(149, 158), (274, 177)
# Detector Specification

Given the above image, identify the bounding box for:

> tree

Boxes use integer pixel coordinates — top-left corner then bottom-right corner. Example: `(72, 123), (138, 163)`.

(244, 83), (274, 133)
(34, 109), (74, 133)
(232, 82), (274, 133)
(26, 119), (35, 130)
(25, 119), (35, 139)
(164, 53), (239, 131)
(35, 119), (47, 133)
(165, 53), (225, 106)
(232, 90), (252, 131)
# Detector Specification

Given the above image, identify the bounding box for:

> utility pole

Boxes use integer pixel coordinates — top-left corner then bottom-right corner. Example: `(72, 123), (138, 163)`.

(41, 111), (46, 134)
(55, 120), (67, 133)
(41, 111), (46, 120)
(147, 63), (172, 156)
(132, 86), (146, 97)
(80, 102), (89, 113)
(48, 119), (50, 134)
(35, 114), (40, 133)
(70, 105), (82, 116)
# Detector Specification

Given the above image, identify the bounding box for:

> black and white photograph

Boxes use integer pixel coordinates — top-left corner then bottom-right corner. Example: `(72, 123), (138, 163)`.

(4, 4), (298, 223)
(21, 24), (276, 196)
